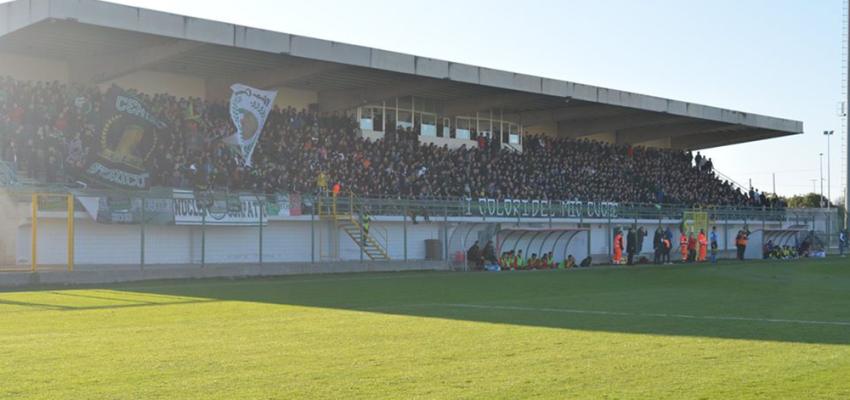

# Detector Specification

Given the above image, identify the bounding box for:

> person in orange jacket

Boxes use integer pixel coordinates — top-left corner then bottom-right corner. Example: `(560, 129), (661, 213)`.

(679, 231), (689, 262)
(698, 229), (708, 262)
(688, 233), (697, 262)
(613, 229), (624, 264)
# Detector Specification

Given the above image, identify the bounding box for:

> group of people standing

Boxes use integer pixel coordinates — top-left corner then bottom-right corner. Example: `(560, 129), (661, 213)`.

(612, 227), (647, 265)
(614, 225), (730, 265)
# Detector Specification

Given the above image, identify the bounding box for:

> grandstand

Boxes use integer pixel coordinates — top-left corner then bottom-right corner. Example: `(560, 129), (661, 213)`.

(4, 2), (850, 399)
(0, 0), (839, 275)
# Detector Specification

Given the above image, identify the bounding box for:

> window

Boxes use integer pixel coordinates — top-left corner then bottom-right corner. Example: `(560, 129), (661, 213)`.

(508, 123), (521, 145)
(419, 113), (437, 137)
(440, 117), (451, 138)
(456, 117), (472, 140)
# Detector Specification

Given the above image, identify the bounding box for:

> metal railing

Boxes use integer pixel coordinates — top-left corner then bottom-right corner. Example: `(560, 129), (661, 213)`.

(0, 183), (792, 223)
(1, 182), (840, 271)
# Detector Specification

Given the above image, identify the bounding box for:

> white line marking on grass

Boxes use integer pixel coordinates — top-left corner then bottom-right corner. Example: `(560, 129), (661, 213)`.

(124, 272), (450, 291)
(417, 303), (850, 327)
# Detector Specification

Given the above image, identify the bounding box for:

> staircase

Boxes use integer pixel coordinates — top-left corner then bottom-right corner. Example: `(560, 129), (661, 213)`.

(319, 193), (390, 261)
(337, 215), (390, 261)
(0, 160), (18, 186)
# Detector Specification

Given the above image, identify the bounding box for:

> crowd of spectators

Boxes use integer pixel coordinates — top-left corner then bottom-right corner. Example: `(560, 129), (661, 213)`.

(0, 76), (766, 206)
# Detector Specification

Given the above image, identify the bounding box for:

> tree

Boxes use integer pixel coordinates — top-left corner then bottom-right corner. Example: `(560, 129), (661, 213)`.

(786, 193), (832, 208)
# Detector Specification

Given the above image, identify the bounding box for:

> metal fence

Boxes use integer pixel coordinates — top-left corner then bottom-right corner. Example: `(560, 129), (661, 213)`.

(0, 184), (842, 272)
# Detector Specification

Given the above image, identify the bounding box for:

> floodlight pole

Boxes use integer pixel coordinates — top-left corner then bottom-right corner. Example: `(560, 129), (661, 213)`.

(825, 131), (832, 209)
(846, 10), (850, 229)
(819, 153), (823, 208)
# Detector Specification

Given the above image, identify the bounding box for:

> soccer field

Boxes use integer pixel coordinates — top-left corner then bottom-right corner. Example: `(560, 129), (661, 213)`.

(2, 259), (849, 399)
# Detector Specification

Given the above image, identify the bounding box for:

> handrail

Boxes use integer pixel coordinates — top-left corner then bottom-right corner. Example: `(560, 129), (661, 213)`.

(0, 160), (18, 185)
(371, 224), (390, 252)
(0, 183), (809, 222)
(712, 167), (750, 194)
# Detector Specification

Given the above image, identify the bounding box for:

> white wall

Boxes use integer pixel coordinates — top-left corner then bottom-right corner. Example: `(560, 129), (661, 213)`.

(101, 70), (206, 99)
(0, 52), (69, 82)
(14, 213), (794, 267)
(273, 86), (317, 111)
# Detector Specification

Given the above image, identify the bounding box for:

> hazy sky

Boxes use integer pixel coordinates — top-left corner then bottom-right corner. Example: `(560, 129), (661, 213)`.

(29, 1), (850, 199)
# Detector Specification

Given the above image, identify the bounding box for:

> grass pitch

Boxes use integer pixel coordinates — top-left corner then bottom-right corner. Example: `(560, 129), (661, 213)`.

(2, 258), (850, 399)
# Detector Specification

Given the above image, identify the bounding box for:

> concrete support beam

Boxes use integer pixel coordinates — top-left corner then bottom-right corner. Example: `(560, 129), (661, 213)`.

(317, 78), (455, 112)
(614, 121), (730, 145)
(239, 61), (349, 89)
(69, 39), (203, 84)
(508, 104), (625, 127)
(204, 61), (347, 101)
(557, 112), (686, 138)
(440, 92), (541, 117)
(671, 128), (780, 150)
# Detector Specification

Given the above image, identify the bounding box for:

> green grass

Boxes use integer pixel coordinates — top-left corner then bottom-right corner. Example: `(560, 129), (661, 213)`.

(2, 258), (850, 399)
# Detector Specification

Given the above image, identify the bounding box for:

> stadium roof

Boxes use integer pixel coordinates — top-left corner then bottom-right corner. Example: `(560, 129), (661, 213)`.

(0, 0), (804, 149)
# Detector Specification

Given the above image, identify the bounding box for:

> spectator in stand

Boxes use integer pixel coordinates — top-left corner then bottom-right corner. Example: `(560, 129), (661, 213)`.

(0, 76), (765, 207)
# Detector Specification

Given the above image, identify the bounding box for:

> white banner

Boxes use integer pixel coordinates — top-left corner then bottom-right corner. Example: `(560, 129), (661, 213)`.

(462, 198), (620, 219)
(172, 190), (267, 226)
(224, 84), (277, 166)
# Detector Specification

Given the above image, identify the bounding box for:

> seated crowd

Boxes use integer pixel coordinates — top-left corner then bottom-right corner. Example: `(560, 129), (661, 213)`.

(0, 76), (766, 206)
(465, 240), (583, 271)
(763, 234), (824, 260)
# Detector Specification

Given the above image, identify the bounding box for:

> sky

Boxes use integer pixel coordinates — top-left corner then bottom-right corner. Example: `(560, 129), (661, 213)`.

(18, 0), (850, 199)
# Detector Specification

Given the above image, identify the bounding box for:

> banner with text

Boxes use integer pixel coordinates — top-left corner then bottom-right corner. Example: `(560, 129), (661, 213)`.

(223, 84), (277, 167)
(172, 190), (267, 226)
(78, 86), (167, 190)
(464, 198), (619, 219)
(77, 196), (174, 225)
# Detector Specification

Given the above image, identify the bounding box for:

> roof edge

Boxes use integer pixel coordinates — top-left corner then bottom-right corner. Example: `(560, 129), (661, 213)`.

(1, 0), (804, 134)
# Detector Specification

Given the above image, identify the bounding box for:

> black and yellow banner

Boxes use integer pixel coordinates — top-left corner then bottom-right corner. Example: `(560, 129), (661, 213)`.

(79, 87), (166, 190)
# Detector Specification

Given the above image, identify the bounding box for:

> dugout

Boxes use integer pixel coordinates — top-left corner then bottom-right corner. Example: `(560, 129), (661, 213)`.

(497, 228), (591, 266)
(744, 226), (811, 259)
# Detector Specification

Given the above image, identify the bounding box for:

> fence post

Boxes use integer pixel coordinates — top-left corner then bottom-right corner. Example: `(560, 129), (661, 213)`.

(359, 213), (364, 262)
(605, 217), (614, 257)
(724, 216), (729, 259)
(201, 211), (206, 268)
(444, 204), (449, 262)
(311, 203), (315, 264)
(31, 193), (37, 272)
(826, 211), (832, 252)
(67, 193), (74, 272)
(258, 198), (263, 266)
(403, 203), (408, 262)
(762, 210), (766, 240)
(140, 196), (145, 271)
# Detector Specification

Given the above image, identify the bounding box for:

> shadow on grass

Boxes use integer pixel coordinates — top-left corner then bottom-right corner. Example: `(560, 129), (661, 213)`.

(8, 258), (850, 345)
(0, 290), (218, 312)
